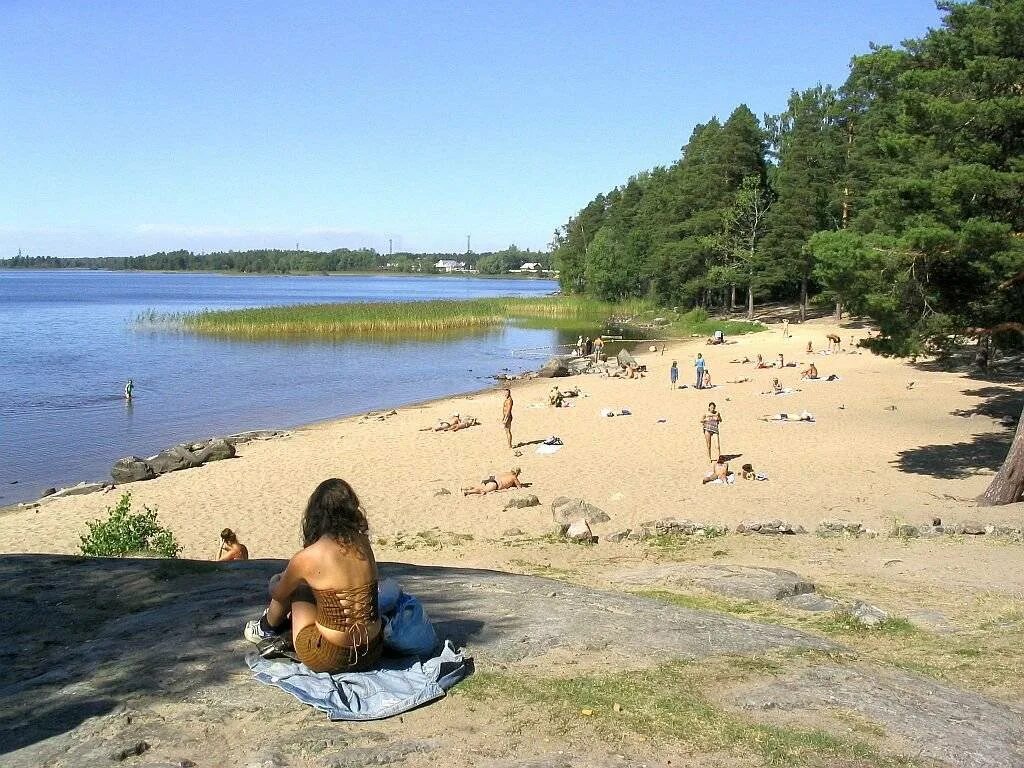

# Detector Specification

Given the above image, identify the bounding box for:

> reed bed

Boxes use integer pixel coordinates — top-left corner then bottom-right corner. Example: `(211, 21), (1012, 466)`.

(167, 296), (655, 340)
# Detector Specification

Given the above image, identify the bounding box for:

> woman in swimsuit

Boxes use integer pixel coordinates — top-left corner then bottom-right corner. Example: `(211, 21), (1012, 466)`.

(700, 402), (722, 461)
(244, 478), (382, 673)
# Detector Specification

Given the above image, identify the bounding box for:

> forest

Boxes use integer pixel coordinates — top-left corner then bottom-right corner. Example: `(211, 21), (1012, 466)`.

(0, 245), (552, 276)
(551, 0), (1022, 357)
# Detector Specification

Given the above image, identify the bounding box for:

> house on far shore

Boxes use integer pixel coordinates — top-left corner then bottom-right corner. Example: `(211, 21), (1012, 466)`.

(509, 261), (544, 273)
(434, 259), (467, 273)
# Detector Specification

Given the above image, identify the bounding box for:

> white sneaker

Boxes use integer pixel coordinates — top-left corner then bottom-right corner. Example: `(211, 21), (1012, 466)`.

(244, 611), (275, 644)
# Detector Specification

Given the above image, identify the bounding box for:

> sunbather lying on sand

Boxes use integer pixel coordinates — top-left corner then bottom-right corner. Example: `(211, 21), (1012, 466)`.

(702, 456), (733, 484)
(755, 354), (770, 369)
(759, 411), (815, 422)
(462, 468), (524, 496)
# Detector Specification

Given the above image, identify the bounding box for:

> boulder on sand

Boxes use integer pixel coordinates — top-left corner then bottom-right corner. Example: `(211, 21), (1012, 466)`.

(110, 457), (156, 484)
(536, 356), (570, 378)
(193, 438), (236, 464)
(147, 445), (201, 476)
(551, 496), (610, 525)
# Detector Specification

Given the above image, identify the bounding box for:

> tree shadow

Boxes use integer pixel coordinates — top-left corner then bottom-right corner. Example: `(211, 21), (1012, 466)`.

(892, 385), (1020, 479)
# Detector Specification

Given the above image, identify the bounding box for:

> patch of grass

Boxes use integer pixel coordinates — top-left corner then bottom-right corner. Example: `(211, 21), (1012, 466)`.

(817, 613), (920, 637)
(456, 661), (917, 767)
(389, 528), (474, 551)
(634, 589), (782, 621)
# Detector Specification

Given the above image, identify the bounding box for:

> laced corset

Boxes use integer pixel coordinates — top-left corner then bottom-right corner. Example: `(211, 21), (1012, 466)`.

(312, 581), (380, 648)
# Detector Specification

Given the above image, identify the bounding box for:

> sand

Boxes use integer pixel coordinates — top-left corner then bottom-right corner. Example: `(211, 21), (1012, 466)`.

(1, 316), (1021, 599)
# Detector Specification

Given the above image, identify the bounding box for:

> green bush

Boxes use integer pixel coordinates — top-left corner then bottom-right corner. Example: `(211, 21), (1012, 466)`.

(79, 492), (182, 558)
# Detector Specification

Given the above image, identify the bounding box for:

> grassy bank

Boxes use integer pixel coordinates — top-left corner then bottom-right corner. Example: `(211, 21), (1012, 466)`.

(160, 297), (762, 340)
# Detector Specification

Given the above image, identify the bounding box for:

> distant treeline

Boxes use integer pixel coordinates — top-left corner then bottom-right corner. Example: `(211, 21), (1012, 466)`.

(0, 245), (553, 276)
(552, 0), (1023, 354)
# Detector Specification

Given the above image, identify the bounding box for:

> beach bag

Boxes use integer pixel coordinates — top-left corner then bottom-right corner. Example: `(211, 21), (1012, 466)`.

(383, 592), (439, 656)
(377, 578), (402, 614)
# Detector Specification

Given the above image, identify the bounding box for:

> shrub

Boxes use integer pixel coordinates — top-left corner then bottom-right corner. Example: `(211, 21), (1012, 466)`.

(79, 492), (182, 558)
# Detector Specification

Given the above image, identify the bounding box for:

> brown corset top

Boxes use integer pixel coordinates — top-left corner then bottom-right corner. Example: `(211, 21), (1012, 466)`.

(312, 581), (380, 633)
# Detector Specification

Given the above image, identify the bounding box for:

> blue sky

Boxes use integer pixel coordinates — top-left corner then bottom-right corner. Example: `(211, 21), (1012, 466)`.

(1, 1), (944, 257)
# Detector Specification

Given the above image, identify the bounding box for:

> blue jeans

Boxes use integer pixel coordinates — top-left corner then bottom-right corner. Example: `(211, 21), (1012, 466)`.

(696, 369), (704, 387)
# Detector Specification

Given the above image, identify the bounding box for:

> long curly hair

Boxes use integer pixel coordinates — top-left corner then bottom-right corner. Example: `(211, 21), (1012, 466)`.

(302, 479), (369, 547)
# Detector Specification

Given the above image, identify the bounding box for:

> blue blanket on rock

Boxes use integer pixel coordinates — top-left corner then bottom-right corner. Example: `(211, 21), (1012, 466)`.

(246, 640), (472, 721)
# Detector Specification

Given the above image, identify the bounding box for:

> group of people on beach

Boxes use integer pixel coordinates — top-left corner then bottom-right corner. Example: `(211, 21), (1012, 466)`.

(224, 322), (855, 675)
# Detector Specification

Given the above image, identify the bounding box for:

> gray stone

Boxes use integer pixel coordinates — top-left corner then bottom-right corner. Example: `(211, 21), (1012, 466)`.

(779, 593), (840, 612)
(536, 356), (570, 378)
(40, 487), (56, 497)
(605, 529), (631, 543)
(848, 600), (888, 627)
(614, 564), (817, 602)
(504, 494), (540, 510)
(193, 438), (235, 464)
(639, 517), (728, 538)
(433, 488), (451, 496)
(111, 456), (157, 484)
(502, 528), (524, 537)
(726, 664), (1024, 768)
(736, 519), (806, 535)
(147, 445), (201, 475)
(110, 740), (150, 761)
(956, 519), (986, 535)
(815, 519), (863, 537)
(565, 519), (594, 543)
(321, 740), (441, 767)
(551, 497), (610, 525)
(48, 481), (107, 499)
(889, 523), (920, 539)
(988, 524), (1024, 541)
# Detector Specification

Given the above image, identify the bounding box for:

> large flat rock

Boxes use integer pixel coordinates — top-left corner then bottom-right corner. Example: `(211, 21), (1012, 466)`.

(614, 563), (817, 601)
(0, 555), (837, 766)
(1, 555), (1020, 768)
(725, 664), (1024, 768)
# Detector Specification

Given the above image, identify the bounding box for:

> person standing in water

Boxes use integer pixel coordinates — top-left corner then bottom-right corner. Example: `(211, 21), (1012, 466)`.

(124, 379), (134, 401)
(501, 388), (514, 449)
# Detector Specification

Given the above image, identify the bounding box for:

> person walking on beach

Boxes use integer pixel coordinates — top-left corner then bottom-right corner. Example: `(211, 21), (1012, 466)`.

(700, 402), (723, 461)
(669, 360), (678, 389)
(593, 335), (605, 361)
(782, 319), (790, 338)
(124, 379), (134, 401)
(583, 337), (593, 357)
(694, 354), (706, 389)
(501, 388), (514, 449)
(575, 336), (583, 356)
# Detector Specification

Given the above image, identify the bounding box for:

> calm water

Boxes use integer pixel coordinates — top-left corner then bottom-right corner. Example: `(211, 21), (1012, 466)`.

(0, 270), (569, 505)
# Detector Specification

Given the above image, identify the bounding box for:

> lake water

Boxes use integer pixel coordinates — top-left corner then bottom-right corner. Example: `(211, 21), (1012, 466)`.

(0, 270), (571, 505)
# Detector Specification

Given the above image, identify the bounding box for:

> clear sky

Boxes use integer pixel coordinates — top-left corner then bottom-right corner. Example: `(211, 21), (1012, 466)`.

(1, 1), (944, 258)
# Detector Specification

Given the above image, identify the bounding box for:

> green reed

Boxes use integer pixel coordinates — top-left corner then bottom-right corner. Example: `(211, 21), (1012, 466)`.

(163, 296), (654, 340)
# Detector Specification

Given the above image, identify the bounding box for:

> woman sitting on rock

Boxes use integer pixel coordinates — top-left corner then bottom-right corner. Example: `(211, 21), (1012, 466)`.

(244, 478), (382, 673)
(217, 528), (248, 561)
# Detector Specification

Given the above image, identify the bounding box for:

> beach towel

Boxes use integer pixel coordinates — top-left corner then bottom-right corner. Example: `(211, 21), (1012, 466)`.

(536, 436), (564, 455)
(705, 474), (736, 485)
(247, 640), (471, 721)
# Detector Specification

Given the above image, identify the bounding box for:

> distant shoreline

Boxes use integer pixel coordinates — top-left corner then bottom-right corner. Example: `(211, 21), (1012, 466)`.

(0, 266), (557, 281)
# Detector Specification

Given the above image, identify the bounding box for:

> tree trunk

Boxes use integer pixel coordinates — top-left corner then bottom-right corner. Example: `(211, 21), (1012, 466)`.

(724, 288), (731, 311)
(834, 300), (842, 322)
(979, 405), (1024, 505)
(800, 276), (807, 323)
(730, 284), (737, 311)
(747, 285), (754, 320)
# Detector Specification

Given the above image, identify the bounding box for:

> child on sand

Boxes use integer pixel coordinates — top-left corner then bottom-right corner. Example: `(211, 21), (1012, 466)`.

(669, 360), (679, 389)
(801, 362), (819, 380)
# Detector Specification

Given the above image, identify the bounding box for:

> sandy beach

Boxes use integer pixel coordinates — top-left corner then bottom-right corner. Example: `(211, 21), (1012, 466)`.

(2, 316), (1021, 593)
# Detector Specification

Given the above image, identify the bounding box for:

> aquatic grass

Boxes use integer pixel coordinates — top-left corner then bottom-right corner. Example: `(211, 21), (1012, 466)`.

(160, 296), (656, 340)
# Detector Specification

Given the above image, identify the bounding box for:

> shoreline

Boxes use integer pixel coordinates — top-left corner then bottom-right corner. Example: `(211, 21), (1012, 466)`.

(0, 345), (575, 513)
(1, 315), (1018, 562)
